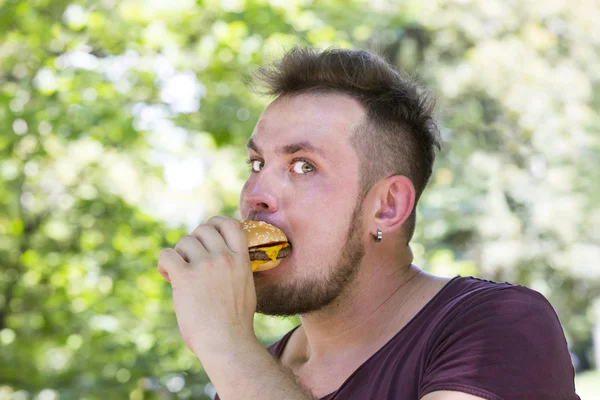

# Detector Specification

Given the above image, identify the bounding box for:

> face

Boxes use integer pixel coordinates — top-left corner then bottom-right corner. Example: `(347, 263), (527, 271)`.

(239, 92), (369, 316)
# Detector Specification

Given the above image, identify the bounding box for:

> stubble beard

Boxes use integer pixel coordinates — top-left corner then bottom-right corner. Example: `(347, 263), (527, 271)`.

(254, 196), (366, 316)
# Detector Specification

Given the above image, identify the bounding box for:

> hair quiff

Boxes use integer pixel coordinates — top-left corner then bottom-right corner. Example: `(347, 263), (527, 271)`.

(251, 46), (441, 243)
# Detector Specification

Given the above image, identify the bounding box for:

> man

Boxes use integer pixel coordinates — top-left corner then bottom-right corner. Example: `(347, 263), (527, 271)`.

(158, 47), (580, 399)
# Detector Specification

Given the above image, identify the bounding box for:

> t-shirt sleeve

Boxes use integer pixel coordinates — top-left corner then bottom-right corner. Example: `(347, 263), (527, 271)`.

(419, 285), (579, 400)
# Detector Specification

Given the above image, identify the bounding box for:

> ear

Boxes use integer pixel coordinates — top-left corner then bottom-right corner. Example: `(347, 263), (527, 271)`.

(370, 175), (415, 235)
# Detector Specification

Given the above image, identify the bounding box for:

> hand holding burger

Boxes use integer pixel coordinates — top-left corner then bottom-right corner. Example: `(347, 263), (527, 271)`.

(157, 216), (290, 358)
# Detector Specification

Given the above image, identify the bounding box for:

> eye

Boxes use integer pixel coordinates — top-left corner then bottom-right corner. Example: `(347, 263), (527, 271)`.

(292, 159), (315, 174)
(246, 159), (263, 173)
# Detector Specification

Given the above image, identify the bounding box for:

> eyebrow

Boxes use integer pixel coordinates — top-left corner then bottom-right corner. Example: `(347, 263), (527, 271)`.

(246, 137), (329, 160)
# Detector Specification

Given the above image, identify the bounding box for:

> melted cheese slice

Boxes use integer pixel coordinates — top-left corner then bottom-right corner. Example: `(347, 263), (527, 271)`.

(251, 260), (264, 271)
(251, 243), (289, 271)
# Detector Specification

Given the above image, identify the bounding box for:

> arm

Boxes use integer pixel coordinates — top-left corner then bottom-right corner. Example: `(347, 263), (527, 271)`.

(157, 216), (313, 400)
(202, 335), (315, 400)
(422, 392), (486, 400)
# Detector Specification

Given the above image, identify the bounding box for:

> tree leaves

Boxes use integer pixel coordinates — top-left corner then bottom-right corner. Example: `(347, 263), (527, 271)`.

(1, 0), (599, 398)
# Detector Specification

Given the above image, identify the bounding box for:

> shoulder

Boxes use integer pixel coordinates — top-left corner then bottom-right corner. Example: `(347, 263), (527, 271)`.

(440, 276), (558, 318)
(430, 276), (565, 346)
(420, 276), (577, 400)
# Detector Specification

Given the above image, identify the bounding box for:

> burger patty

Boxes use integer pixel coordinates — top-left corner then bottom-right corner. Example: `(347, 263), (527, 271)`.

(249, 245), (292, 261)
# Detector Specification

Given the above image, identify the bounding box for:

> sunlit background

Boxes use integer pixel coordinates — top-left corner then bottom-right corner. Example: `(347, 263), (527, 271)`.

(1, 0), (599, 399)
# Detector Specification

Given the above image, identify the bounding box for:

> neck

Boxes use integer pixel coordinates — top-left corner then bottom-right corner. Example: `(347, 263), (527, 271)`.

(296, 244), (424, 362)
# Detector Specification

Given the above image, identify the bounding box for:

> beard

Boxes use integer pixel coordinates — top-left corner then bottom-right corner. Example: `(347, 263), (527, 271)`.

(254, 196), (366, 316)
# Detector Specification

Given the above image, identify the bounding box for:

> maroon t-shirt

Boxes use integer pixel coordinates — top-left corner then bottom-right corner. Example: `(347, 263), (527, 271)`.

(215, 276), (579, 399)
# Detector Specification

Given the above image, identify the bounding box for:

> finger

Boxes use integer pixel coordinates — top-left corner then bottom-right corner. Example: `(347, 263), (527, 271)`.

(190, 224), (230, 254)
(157, 248), (187, 283)
(174, 235), (206, 263)
(205, 216), (248, 254)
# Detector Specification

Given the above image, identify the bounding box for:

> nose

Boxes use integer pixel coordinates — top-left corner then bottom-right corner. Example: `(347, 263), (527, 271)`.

(240, 173), (281, 217)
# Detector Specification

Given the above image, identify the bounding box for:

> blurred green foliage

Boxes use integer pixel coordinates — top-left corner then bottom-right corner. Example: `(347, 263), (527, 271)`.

(1, 0), (599, 399)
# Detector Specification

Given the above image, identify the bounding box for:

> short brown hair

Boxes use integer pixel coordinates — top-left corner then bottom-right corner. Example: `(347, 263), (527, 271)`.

(251, 46), (441, 243)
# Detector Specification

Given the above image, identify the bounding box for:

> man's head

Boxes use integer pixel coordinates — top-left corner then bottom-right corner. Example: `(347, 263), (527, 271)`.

(239, 47), (440, 316)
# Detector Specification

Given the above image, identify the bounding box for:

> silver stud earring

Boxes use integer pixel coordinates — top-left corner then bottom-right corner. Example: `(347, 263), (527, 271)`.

(374, 229), (383, 242)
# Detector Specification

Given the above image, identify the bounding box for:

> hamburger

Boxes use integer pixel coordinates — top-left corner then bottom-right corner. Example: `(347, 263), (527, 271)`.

(240, 220), (291, 272)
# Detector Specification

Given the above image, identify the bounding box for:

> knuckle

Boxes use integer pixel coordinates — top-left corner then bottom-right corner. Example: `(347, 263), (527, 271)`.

(157, 248), (173, 270)
(208, 216), (239, 230)
(175, 235), (194, 248)
(190, 225), (209, 236)
(216, 251), (235, 265)
(224, 218), (241, 229)
(158, 247), (173, 260)
(190, 224), (208, 235)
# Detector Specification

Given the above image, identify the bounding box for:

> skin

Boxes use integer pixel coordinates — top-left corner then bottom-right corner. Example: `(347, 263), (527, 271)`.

(158, 92), (484, 400)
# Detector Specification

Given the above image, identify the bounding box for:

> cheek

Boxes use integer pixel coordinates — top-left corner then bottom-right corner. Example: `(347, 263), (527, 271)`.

(295, 175), (346, 201)
(239, 179), (254, 213)
(295, 173), (356, 211)
(294, 191), (356, 250)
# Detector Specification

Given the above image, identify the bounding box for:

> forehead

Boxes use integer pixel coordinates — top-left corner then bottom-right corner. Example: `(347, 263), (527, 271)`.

(248, 92), (366, 158)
